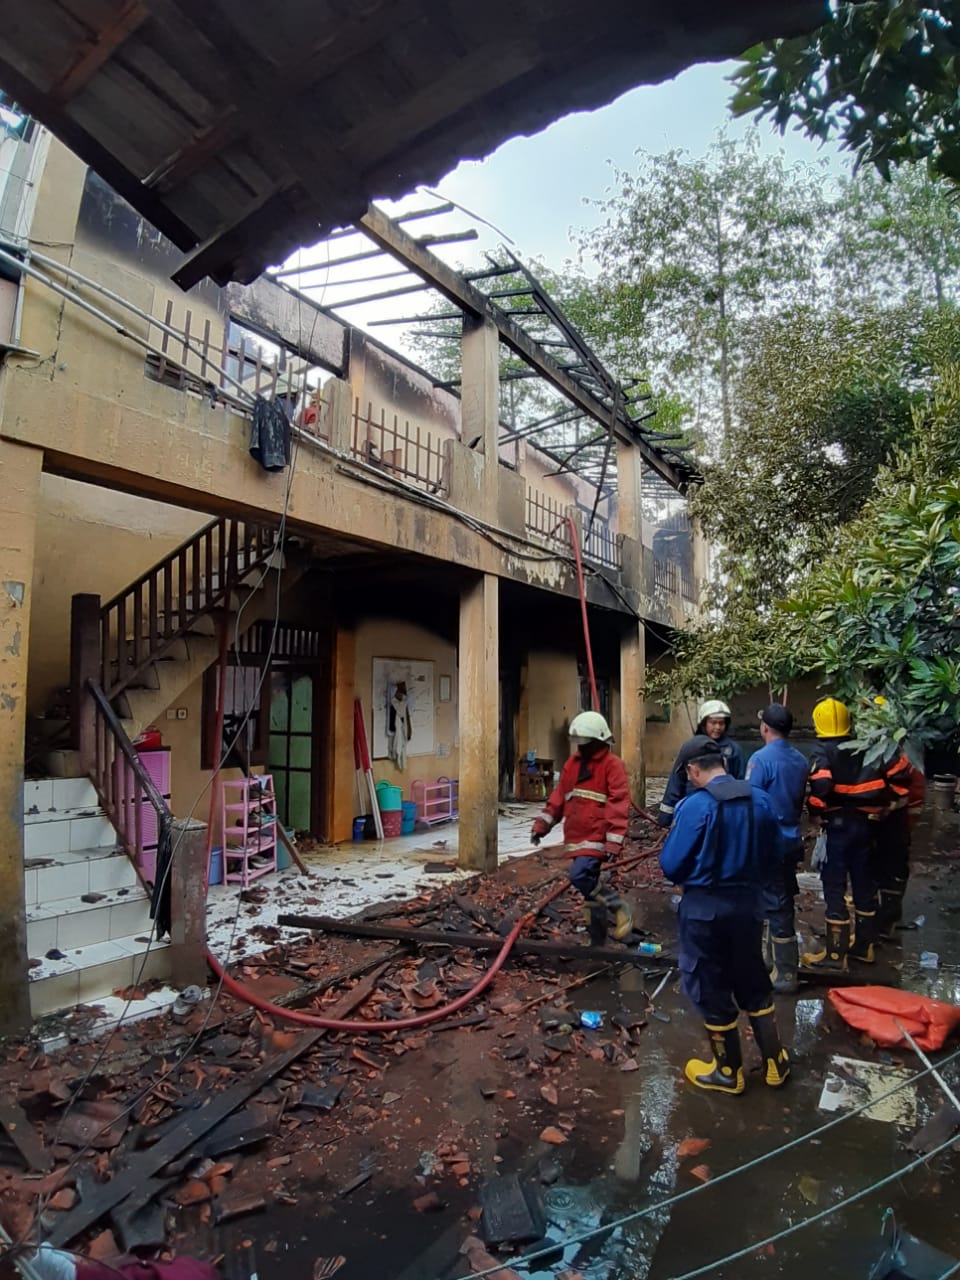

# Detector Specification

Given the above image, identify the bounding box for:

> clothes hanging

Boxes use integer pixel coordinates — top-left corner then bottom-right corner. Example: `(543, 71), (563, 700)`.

(388, 690), (412, 769)
(249, 395), (290, 472)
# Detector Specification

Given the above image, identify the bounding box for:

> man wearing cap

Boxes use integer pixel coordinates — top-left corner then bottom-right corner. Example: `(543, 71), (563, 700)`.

(660, 735), (790, 1095)
(657, 698), (744, 827)
(746, 705), (809, 993)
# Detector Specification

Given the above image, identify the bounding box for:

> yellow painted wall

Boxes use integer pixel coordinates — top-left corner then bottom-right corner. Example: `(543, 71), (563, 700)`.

(353, 618), (459, 799)
(28, 475), (206, 715)
(519, 649), (581, 771)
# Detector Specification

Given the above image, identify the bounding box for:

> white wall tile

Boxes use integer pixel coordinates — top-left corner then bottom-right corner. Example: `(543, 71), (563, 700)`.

(58, 905), (112, 950)
(25, 822), (71, 859)
(24, 869), (39, 907)
(36, 861), (89, 904)
(24, 778), (54, 808)
(76, 957), (134, 1006)
(109, 898), (153, 940)
(29, 970), (80, 1018)
(52, 778), (99, 811)
(69, 816), (117, 851)
(27, 916), (58, 957)
(89, 855), (138, 893)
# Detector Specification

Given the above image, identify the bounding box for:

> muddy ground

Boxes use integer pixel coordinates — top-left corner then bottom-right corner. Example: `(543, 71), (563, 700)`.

(2, 809), (959, 1280)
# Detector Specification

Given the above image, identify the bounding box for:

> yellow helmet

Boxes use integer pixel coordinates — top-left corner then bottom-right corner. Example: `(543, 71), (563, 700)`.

(813, 697), (850, 738)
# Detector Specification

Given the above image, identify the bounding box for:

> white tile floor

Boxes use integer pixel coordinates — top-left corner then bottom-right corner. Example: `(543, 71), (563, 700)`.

(205, 805), (548, 963)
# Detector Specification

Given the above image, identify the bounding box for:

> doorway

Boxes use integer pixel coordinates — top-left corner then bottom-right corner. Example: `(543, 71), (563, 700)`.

(268, 669), (320, 834)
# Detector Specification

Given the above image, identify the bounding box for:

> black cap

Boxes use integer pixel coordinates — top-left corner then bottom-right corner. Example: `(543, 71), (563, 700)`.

(674, 735), (724, 770)
(759, 704), (794, 735)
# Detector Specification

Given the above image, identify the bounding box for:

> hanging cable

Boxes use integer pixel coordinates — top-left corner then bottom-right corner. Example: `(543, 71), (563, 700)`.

(566, 514), (599, 711)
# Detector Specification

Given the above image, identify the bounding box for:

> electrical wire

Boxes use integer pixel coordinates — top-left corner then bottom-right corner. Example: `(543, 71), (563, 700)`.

(452, 1042), (960, 1280)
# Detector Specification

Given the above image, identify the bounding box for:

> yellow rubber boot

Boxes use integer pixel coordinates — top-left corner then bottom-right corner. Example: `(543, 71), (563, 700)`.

(802, 918), (849, 972)
(685, 1021), (744, 1095)
(748, 1005), (791, 1087)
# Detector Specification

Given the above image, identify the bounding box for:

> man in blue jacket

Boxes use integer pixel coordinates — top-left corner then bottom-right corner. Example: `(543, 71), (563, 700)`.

(660, 736), (790, 1095)
(747, 704), (810, 994)
(657, 698), (745, 827)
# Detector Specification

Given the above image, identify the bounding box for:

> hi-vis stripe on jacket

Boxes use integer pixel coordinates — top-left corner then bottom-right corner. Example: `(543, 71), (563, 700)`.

(808, 738), (912, 818)
(536, 745), (630, 859)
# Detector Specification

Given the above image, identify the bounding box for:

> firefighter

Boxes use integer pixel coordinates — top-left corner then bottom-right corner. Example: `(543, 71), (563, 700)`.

(803, 697), (912, 970)
(868, 694), (926, 939)
(746, 703), (809, 994)
(657, 698), (745, 827)
(660, 735), (789, 1095)
(530, 710), (634, 942)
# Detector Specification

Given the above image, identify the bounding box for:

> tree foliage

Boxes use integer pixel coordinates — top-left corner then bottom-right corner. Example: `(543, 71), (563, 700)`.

(787, 366), (960, 763)
(577, 134), (827, 438)
(731, 2), (960, 183)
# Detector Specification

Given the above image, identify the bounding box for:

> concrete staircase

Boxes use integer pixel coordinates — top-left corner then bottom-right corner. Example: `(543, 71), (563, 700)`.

(24, 777), (169, 1018)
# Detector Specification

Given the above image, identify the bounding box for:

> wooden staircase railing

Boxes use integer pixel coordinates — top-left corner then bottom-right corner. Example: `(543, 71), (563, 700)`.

(97, 516), (278, 702)
(88, 680), (170, 920)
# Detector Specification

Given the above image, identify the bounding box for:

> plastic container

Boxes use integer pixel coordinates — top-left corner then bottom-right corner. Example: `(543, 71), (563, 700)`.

(637, 941), (663, 958)
(382, 809), (403, 838)
(208, 845), (223, 887)
(932, 775), (957, 811)
(376, 780), (403, 811)
(276, 837), (292, 870)
(134, 726), (162, 750)
(401, 800), (417, 835)
(353, 816), (366, 842)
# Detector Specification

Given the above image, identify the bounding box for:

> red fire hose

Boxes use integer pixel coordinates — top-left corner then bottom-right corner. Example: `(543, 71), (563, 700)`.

(205, 880), (570, 1032)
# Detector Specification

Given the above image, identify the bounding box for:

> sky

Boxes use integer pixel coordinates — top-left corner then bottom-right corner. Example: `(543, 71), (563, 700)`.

(280, 59), (849, 345)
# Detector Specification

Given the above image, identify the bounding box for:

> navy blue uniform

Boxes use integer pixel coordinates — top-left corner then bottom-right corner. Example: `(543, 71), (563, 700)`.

(658, 733), (745, 827)
(747, 738), (809, 937)
(660, 776), (781, 1024)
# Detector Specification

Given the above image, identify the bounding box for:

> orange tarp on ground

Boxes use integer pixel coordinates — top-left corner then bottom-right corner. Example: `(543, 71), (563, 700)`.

(828, 985), (960, 1051)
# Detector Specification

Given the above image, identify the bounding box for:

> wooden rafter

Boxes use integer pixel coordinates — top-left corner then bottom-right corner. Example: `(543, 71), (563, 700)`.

(51, 1), (149, 102)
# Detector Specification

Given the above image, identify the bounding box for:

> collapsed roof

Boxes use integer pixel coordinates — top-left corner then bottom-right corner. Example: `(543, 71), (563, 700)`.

(0, 0), (826, 289)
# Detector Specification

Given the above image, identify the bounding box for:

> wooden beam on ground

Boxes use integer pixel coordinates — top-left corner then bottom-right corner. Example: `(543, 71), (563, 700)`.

(357, 206), (688, 493)
(277, 913), (668, 966)
(0, 1102), (53, 1173)
(47, 965), (386, 1246)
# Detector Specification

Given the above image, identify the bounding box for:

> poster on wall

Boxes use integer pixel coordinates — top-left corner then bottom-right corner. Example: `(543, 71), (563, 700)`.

(371, 658), (435, 760)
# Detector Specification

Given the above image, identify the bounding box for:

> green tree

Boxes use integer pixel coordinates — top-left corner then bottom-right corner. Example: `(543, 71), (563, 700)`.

(576, 132), (827, 438)
(731, 2), (960, 182)
(788, 365), (960, 763)
(828, 166), (960, 308)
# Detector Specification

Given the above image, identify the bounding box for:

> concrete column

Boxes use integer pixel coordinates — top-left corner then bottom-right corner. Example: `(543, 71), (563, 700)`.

(324, 377), (354, 454)
(70, 593), (100, 767)
(620, 619), (646, 810)
(461, 314), (500, 517)
(328, 621), (356, 844)
(0, 439), (42, 1034)
(169, 818), (208, 988)
(458, 573), (499, 872)
(617, 439), (643, 543)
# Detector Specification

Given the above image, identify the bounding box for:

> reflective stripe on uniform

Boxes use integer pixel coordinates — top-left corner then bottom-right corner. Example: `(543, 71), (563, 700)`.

(538, 811), (555, 828)
(606, 832), (625, 845)
(564, 788), (608, 803)
(659, 802), (675, 815)
(564, 840), (606, 854)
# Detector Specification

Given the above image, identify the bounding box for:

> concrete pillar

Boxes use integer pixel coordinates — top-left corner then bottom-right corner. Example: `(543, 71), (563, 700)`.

(620, 620), (646, 810)
(324, 377), (354, 455)
(617, 439), (643, 544)
(329, 621), (356, 844)
(458, 573), (499, 872)
(461, 315), (500, 517)
(0, 439), (42, 1034)
(169, 818), (208, 988)
(70, 593), (100, 767)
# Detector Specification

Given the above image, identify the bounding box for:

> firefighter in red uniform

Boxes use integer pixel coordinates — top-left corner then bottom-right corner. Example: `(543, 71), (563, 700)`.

(530, 711), (635, 942)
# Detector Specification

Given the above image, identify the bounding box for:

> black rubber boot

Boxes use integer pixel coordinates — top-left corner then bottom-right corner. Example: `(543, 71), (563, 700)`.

(748, 1005), (791, 1087)
(849, 909), (878, 963)
(877, 882), (907, 940)
(583, 900), (608, 947)
(685, 1021), (744, 1095)
(770, 936), (799, 994)
(802, 918), (849, 972)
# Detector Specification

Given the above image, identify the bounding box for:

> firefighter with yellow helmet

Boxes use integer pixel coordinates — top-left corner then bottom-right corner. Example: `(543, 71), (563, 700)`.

(804, 697), (911, 971)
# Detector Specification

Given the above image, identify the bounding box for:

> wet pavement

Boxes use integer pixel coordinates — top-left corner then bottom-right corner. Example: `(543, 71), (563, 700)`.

(5, 806), (960, 1280)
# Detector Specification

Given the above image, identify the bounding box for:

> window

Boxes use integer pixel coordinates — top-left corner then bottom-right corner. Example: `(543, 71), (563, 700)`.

(202, 659), (264, 770)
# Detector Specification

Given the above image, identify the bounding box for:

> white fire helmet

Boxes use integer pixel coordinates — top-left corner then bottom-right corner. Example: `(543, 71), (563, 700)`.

(697, 698), (731, 724)
(568, 711), (614, 743)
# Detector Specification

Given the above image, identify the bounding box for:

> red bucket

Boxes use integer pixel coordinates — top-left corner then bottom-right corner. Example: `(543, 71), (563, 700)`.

(381, 810), (403, 838)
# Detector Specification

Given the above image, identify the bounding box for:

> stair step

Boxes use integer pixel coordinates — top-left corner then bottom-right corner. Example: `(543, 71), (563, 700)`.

(27, 882), (152, 954)
(25, 839), (140, 911)
(25, 810), (118, 858)
(28, 933), (172, 1020)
